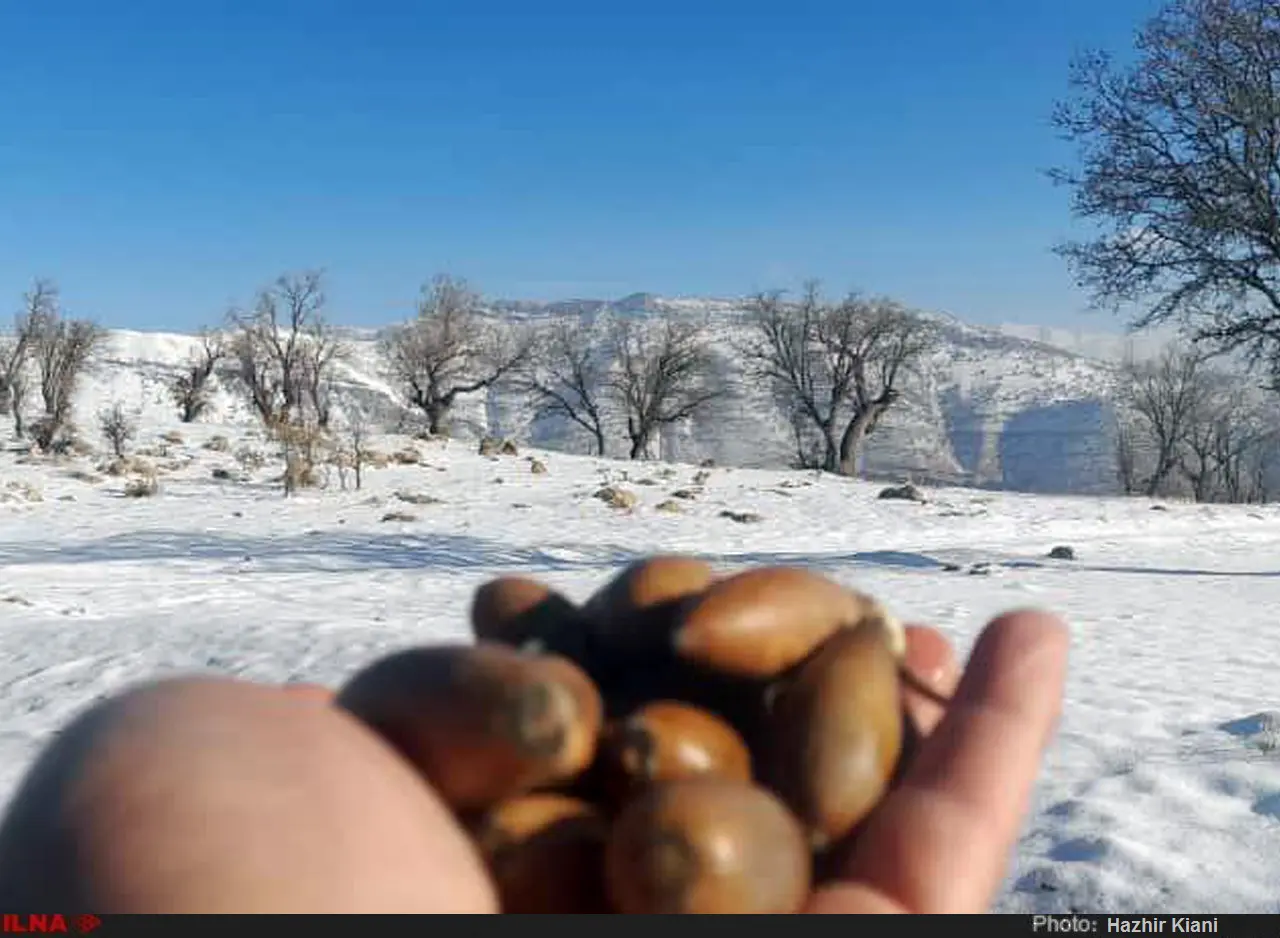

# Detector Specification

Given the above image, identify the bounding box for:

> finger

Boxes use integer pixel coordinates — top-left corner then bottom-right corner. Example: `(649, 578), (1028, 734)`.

(0, 678), (497, 912)
(808, 609), (1068, 914)
(281, 682), (336, 705)
(901, 625), (959, 738)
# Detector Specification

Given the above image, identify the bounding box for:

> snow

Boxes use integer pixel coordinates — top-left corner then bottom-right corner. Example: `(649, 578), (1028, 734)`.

(1, 321), (1277, 913)
(2, 399), (1279, 913)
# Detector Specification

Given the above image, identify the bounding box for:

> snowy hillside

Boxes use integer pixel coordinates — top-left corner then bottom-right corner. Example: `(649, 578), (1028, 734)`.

(72, 297), (1142, 495)
(0, 416), (1276, 912)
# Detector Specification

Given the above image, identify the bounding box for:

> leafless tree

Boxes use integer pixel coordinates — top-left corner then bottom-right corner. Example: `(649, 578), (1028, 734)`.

(1116, 344), (1208, 496)
(606, 311), (720, 460)
(1050, 0), (1280, 376)
(21, 281), (105, 451)
(1179, 384), (1227, 502)
(1181, 375), (1272, 501)
(171, 330), (225, 423)
(0, 287), (44, 437)
(1214, 399), (1273, 501)
(1112, 415), (1140, 495)
(381, 274), (532, 436)
(522, 316), (609, 455)
(227, 271), (344, 433)
(739, 283), (934, 475)
(98, 402), (137, 459)
(330, 409), (372, 492)
(348, 418), (370, 491)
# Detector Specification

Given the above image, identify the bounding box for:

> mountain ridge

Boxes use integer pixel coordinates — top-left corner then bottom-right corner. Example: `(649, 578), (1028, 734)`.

(50, 294), (1157, 496)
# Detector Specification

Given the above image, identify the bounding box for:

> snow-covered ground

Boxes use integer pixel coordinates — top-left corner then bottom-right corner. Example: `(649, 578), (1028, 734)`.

(1, 415), (1278, 913)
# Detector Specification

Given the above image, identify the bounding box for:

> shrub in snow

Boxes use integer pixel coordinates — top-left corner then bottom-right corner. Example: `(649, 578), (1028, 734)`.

(98, 403), (138, 459)
(235, 447), (266, 471)
(594, 486), (637, 509)
(124, 475), (160, 498)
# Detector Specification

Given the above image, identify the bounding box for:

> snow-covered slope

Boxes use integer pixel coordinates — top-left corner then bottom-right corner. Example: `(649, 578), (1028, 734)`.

(0, 419), (1276, 912)
(71, 297), (1144, 496)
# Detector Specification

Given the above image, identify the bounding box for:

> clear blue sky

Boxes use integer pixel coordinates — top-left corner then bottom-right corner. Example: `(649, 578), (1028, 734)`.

(0, 0), (1161, 332)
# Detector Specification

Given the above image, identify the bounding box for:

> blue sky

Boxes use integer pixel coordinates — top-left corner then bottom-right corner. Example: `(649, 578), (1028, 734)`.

(0, 0), (1161, 332)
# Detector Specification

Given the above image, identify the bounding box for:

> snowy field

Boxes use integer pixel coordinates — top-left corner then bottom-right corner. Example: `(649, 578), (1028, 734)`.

(1, 419), (1278, 913)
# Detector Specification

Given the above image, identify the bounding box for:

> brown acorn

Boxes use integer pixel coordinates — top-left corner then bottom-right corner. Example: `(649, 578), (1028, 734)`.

(336, 643), (603, 811)
(469, 576), (591, 665)
(604, 778), (812, 914)
(597, 701), (753, 805)
(764, 625), (903, 849)
(673, 566), (904, 679)
(583, 555), (715, 665)
(471, 794), (610, 913)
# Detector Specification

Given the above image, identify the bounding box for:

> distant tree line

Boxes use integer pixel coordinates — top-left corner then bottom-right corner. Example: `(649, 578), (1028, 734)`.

(7, 263), (1280, 504)
(1112, 345), (1278, 502)
(6, 260), (1280, 506)
(0, 269), (939, 495)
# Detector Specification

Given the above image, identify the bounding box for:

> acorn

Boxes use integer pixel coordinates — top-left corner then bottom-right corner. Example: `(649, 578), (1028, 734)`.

(764, 625), (903, 849)
(471, 794), (610, 913)
(469, 576), (591, 665)
(604, 778), (812, 914)
(583, 555), (716, 666)
(673, 566), (905, 680)
(596, 701), (753, 805)
(336, 643), (603, 811)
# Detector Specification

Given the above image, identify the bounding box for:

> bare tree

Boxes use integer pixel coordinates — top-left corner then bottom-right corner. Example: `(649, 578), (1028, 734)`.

(522, 316), (609, 455)
(225, 271), (345, 496)
(1182, 374), (1274, 501)
(1179, 383), (1226, 502)
(171, 330), (224, 423)
(381, 274), (532, 436)
(1116, 344), (1209, 496)
(97, 402), (137, 459)
(1050, 0), (1280, 375)
(227, 271), (344, 432)
(1213, 394), (1272, 501)
(349, 418), (370, 491)
(740, 284), (933, 475)
(1112, 414), (1140, 495)
(330, 409), (372, 492)
(21, 281), (105, 451)
(0, 289), (43, 437)
(606, 311), (720, 460)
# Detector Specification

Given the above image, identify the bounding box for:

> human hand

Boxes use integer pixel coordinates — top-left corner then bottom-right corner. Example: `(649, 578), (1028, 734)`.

(0, 610), (1067, 913)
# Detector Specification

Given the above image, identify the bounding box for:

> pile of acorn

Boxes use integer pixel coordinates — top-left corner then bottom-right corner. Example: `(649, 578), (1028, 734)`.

(335, 556), (942, 914)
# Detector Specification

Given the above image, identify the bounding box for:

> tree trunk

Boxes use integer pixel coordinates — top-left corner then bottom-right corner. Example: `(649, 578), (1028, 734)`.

(627, 416), (651, 460)
(425, 400), (448, 437)
(592, 426), (606, 457)
(837, 400), (892, 477)
(819, 423), (839, 473)
(1145, 443), (1180, 496)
